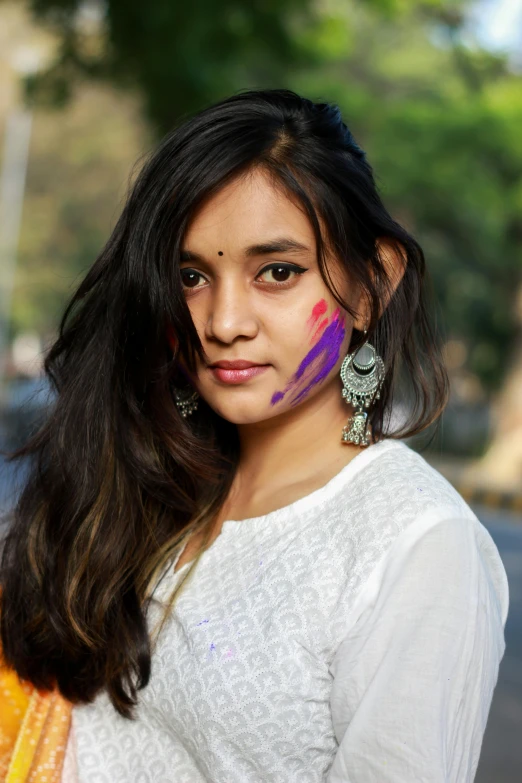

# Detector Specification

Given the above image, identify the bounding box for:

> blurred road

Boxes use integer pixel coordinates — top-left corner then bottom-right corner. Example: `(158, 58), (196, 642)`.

(473, 505), (522, 783)
(0, 460), (520, 780)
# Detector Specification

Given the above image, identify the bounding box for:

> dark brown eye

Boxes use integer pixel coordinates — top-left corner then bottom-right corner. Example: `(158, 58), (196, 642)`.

(257, 264), (306, 284)
(271, 266), (291, 282)
(181, 270), (204, 288)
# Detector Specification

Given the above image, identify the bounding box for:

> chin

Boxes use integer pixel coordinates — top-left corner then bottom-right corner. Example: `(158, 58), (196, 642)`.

(206, 397), (279, 426)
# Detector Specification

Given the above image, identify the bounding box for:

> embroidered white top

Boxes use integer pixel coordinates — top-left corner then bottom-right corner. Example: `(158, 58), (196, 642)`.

(63, 438), (509, 783)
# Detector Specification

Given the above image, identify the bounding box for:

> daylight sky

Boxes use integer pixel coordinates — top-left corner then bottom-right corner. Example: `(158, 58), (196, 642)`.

(471, 0), (522, 60)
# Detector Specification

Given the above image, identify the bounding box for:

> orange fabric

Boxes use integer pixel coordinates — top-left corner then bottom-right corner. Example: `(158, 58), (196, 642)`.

(0, 665), (72, 782)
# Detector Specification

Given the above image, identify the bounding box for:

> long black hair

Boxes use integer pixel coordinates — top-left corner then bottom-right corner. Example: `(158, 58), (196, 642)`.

(0, 89), (448, 717)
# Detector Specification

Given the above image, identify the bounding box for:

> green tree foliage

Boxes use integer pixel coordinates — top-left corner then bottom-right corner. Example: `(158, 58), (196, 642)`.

(26, 0), (318, 132)
(293, 1), (522, 391)
(23, 0), (466, 131)
(11, 83), (147, 339)
(8, 0), (522, 392)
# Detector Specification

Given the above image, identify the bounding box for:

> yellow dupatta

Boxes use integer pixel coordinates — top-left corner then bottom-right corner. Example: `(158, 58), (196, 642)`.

(0, 664), (72, 782)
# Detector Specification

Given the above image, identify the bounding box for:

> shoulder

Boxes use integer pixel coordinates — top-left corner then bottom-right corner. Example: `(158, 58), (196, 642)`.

(347, 438), (477, 529)
(329, 439), (509, 632)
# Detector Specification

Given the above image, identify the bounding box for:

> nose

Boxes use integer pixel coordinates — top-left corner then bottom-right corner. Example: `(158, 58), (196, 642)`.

(204, 279), (259, 345)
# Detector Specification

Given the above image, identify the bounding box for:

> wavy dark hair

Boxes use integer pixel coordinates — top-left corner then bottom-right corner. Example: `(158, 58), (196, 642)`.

(0, 88), (448, 717)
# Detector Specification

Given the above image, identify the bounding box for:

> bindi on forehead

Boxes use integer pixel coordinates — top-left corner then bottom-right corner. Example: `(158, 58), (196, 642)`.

(218, 251), (223, 256)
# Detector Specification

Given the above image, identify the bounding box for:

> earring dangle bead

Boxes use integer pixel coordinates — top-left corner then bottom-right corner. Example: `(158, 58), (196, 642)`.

(174, 388), (200, 418)
(340, 335), (385, 446)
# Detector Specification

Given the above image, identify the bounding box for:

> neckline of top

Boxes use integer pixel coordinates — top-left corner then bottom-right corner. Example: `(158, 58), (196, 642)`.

(167, 438), (405, 579)
(219, 437), (404, 531)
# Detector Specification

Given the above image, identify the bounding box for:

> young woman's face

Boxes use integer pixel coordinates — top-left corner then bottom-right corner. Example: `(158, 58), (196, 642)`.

(175, 168), (363, 425)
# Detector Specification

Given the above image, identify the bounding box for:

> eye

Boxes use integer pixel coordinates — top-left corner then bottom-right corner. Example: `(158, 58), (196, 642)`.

(256, 263), (307, 285)
(180, 269), (206, 289)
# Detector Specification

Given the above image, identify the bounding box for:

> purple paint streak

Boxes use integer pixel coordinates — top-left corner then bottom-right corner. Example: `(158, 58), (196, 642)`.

(270, 309), (345, 406)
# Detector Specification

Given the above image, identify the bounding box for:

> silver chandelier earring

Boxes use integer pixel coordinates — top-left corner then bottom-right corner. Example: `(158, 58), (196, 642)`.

(340, 329), (385, 446)
(174, 387), (200, 418)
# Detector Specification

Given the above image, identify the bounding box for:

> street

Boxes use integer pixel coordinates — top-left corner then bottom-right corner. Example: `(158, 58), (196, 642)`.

(473, 506), (522, 782)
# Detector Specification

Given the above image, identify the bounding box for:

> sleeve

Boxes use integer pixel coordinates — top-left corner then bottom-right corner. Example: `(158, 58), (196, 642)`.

(326, 513), (509, 783)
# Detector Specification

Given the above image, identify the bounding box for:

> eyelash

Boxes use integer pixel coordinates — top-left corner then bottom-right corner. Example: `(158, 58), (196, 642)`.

(179, 263), (308, 291)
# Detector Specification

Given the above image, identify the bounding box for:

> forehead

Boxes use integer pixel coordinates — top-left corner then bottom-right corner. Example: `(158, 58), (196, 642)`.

(182, 168), (316, 252)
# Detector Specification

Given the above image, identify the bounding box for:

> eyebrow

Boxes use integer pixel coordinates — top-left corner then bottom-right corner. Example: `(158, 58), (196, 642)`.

(179, 237), (311, 263)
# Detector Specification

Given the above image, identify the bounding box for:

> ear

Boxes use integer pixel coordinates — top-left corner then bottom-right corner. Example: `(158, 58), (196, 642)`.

(352, 237), (407, 330)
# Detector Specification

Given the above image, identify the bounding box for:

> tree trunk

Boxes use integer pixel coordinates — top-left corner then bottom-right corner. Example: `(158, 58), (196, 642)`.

(468, 286), (522, 491)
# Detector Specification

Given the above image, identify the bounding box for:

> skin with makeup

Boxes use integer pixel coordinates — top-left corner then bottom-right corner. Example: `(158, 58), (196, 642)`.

(171, 167), (404, 570)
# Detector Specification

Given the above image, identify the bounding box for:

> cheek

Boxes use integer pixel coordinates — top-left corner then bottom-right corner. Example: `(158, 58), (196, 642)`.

(271, 300), (347, 406)
(306, 297), (329, 345)
(308, 298), (328, 325)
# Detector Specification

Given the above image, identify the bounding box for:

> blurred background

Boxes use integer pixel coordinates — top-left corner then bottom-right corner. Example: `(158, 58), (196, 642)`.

(0, 0), (520, 779)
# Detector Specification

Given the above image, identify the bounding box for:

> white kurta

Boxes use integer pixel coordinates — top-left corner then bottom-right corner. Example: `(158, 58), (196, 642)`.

(64, 438), (509, 782)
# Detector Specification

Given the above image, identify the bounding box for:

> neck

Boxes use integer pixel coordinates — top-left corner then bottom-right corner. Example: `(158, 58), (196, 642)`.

(234, 376), (361, 493)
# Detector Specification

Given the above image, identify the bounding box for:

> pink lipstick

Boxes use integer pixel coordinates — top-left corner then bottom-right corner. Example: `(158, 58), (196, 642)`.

(208, 360), (270, 385)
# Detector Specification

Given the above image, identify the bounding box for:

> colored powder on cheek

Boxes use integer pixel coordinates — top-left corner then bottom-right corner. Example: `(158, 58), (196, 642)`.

(289, 311), (346, 405)
(311, 316), (329, 343)
(167, 324), (178, 349)
(270, 307), (346, 407)
(271, 390), (285, 405)
(294, 309), (343, 382)
(308, 298), (328, 327)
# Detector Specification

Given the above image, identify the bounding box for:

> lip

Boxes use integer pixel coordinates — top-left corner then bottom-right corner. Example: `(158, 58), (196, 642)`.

(208, 361), (270, 385)
(209, 360), (264, 370)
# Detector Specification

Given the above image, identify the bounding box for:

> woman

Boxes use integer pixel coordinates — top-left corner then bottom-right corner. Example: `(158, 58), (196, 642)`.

(0, 89), (509, 782)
